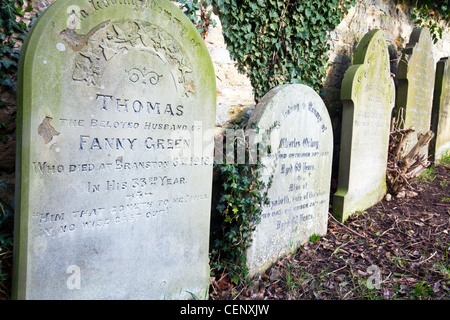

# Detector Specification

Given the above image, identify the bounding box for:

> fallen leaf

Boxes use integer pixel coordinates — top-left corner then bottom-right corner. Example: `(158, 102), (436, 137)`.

(433, 282), (440, 293)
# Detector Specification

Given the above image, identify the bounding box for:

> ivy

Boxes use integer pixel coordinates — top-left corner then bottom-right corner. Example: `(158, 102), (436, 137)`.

(173, 0), (216, 38)
(396, 0), (449, 43)
(210, 118), (274, 285)
(0, 0), (35, 296)
(0, 0), (20, 90)
(0, 0), (39, 115)
(213, 0), (355, 100)
(409, 0), (449, 43)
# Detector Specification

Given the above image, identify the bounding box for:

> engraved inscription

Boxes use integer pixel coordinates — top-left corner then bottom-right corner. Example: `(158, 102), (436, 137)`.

(30, 89), (213, 239)
(260, 101), (330, 235)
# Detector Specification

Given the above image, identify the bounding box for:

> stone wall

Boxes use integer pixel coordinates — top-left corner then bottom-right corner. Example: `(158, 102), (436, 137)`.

(324, 0), (450, 114)
(203, 11), (255, 127)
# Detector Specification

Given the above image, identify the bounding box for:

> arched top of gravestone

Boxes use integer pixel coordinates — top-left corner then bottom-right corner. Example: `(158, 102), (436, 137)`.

(247, 84), (332, 134)
(18, 0), (216, 118)
(340, 30), (395, 106)
(398, 28), (433, 79)
(404, 28), (432, 55)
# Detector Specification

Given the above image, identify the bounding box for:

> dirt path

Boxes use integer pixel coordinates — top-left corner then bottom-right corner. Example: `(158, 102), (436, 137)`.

(211, 165), (450, 300)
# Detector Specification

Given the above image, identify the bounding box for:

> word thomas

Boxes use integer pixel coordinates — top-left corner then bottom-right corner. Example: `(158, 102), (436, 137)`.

(96, 93), (184, 116)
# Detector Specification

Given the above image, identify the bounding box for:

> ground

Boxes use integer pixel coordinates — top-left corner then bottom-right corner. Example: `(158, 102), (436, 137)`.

(210, 165), (450, 300)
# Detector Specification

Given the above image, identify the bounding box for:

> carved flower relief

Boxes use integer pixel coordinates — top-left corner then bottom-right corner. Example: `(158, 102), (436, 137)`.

(126, 67), (162, 85)
(72, 41), (105, 86)
(99, 39), (119, 61)
(70, 20), (195, 97)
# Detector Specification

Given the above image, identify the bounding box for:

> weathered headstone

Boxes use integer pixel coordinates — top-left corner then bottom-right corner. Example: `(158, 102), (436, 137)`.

(333, 30), (395, 223)
(396, 28), (435, 156)
(430, 57), (450, 162)
(245, 84), (333, 277)
(13, 0), (216, 299)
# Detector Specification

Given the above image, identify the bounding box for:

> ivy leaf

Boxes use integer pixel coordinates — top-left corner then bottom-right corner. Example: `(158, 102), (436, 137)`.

(231, 274), (240, 285)
(0, 77), (14, 88)
(0, 58), (16, 69)
(305, 8), (311, 18)
(19, 20), (26, 30)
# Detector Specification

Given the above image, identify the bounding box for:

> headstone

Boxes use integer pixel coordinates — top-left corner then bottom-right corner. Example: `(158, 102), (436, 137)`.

(430, 57), (450, 162)
(245, 84), (333, 277)
(333, 30), (395, 223)
(13, 0), (216, 300)
(396, 28), (435, 156)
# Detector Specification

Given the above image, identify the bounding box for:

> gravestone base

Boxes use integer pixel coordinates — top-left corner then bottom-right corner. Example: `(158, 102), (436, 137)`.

(333, 184), (386, 222)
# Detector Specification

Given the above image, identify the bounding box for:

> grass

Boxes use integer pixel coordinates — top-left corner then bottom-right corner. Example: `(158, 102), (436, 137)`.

(409, 281), (432, 299)
(309, 233), (321, 243)
(417, 166), (436, 183)
(274, 253), (448, 300)
(433, 262), (450, 281)
(440, 150), (450, 166)
(284, 263), (298, 295)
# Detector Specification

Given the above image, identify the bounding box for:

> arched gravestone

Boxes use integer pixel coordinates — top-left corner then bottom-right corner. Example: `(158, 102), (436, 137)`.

(245, 84), (333, 277)
(396, 28), (435, 157)
(13, 0), (216, 299)
(430, 57), (450, 162)
(333, 30), (395, 223)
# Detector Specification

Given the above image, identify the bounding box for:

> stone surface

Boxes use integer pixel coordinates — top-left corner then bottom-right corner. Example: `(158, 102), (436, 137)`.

(333, 30), (395, 223)
(245, 84), (333, 277)
(430, 57), (450, 162)
(396, 28), (435, 156)
(14, 0), (216, 300)
(203, 9), (255, 127)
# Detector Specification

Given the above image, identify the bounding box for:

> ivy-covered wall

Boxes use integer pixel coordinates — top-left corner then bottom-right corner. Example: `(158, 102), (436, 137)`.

(203, 0), (450, 128)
